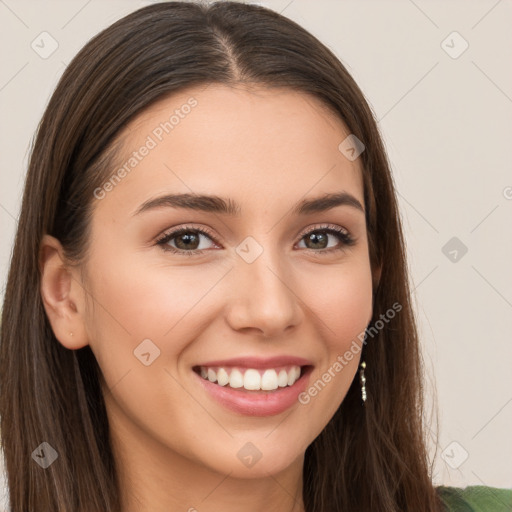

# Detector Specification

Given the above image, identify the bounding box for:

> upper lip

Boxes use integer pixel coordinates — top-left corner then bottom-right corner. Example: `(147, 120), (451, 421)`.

(194, 355), (313, 369)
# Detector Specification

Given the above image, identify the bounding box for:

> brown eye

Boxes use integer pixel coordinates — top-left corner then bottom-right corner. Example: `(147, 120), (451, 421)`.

(303, 231), (329, 250)
(173, 231), (201, 250)
(156, 226), (218, 255)
(297, 225), (355, 254)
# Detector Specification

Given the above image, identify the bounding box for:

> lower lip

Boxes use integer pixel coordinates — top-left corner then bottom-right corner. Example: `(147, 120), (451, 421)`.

(194, 367), (312, 417)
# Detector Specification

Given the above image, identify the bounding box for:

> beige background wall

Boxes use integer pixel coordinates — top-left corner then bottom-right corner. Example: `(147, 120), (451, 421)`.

(1, 0), (511, 507)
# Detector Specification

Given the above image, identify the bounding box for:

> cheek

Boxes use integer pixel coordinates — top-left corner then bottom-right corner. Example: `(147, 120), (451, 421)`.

(293, 259), (373, 426)
(86, 249), (227, 336)
(330, 276), (373, 344)
(302, 258), (373, 348)
(82, 253), (224, 447)
(82, 248), (231, 382)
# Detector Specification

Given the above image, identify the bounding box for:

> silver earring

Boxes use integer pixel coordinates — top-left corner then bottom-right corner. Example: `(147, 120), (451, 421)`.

(359, 361), (367, 403)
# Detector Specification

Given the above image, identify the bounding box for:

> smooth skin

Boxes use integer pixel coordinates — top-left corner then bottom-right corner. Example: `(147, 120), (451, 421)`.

(40, 84), (378, 512)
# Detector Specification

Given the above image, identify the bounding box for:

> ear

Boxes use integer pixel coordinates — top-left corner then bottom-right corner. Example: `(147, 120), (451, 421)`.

(39, 234), (89, 350)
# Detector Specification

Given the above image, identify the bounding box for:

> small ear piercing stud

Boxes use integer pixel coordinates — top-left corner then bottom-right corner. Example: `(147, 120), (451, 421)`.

(69, 332), (74, 337)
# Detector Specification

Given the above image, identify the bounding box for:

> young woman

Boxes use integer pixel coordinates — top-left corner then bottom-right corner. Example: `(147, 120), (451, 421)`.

(0, 2), (510, 511)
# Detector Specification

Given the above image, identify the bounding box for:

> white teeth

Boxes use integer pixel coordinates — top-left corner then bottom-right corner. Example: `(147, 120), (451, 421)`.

(277, 369), (288, 387)
(197, 365), (303, 391)
(217, 368), (229, 386)
(261, 369), (278, 390)
(229, 369), (244, 388)
(243, 369), (261, 390)
(286, 366), (300, 385)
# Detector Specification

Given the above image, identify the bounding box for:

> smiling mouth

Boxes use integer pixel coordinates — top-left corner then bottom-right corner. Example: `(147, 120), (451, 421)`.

(192, 365), (312, 392)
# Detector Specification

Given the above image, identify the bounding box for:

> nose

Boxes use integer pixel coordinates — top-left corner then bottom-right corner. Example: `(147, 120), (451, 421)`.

(224, 247), (302, 339)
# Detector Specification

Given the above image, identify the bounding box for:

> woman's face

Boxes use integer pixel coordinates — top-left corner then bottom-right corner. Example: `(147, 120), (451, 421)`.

(80, 84), (374, 479)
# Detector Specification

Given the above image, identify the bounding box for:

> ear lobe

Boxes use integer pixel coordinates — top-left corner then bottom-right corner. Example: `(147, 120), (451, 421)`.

(39, 234), (89, 350)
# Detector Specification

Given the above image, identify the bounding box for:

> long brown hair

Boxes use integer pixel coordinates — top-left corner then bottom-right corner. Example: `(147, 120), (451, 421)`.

(0, 2), (442, 510)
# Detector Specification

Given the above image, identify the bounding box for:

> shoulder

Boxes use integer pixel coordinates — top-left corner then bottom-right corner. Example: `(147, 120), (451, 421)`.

(436, 485), (512, 511)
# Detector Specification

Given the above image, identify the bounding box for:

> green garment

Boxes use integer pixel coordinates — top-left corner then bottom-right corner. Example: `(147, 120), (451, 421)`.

(437, 485), (512, 511)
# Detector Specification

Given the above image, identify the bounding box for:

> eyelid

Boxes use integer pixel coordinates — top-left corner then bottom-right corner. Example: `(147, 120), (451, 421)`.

(295, 223), (350, 239)
(155, 224), (219, 248)
(155, 222), (356, 255)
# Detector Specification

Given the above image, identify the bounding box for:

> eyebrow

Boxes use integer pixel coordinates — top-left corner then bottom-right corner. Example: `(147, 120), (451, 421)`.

(132, 191), (365, 217)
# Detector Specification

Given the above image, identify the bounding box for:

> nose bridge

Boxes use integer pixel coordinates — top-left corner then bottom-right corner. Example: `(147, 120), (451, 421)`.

(226, 235), (301, 336)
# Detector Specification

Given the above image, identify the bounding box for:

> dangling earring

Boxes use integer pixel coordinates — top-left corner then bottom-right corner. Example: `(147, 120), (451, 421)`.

(359, 360), (367, 403)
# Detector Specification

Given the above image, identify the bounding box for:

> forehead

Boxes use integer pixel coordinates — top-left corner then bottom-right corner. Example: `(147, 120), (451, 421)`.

(93, 84), (365, 218)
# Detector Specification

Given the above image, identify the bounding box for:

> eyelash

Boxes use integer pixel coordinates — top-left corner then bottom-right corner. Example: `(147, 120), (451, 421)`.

(155, 223), (356, 257)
